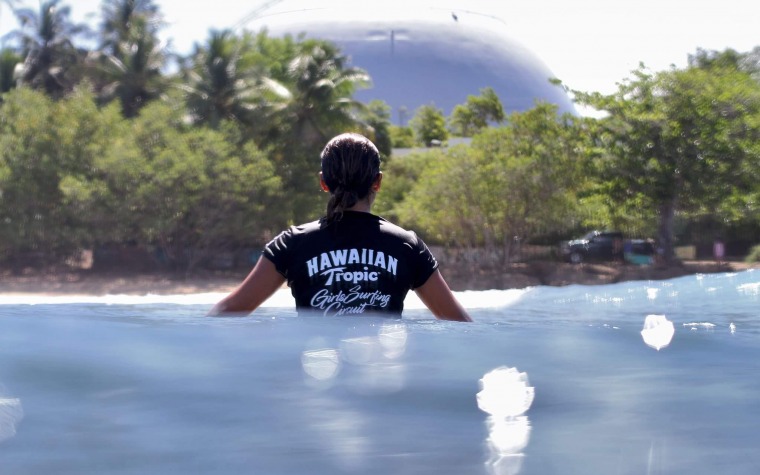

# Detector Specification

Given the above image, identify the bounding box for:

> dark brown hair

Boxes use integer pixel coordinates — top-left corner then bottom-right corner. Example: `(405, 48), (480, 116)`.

(320, 133), (381, 222)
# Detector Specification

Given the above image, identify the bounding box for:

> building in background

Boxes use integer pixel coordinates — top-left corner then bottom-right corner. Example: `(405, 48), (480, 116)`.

(241, 0), (576, 124)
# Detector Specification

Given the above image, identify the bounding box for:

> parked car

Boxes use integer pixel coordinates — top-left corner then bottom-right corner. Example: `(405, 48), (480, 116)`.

(559, 230), (624, 264)
(560, 231), (657, 264)
(624, 239), (657, 265)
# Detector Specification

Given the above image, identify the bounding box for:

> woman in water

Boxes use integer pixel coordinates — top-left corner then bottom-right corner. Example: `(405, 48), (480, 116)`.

(209, 133), (471, 321)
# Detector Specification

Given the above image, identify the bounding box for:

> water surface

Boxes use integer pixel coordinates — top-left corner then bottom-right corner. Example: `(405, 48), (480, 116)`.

(1, 270), (759, 474)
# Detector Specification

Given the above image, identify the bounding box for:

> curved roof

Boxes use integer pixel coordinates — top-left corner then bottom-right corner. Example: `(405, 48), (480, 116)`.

(242, 1), (576, 123)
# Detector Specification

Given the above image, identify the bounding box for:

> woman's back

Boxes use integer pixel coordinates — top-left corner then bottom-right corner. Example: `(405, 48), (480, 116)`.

(209, 133), (471, 321)
(265, 211), (438, 316)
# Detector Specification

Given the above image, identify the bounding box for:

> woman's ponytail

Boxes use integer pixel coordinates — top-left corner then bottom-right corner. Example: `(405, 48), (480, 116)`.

(325, 187), (360, 222)
(321, 133), (381, 223)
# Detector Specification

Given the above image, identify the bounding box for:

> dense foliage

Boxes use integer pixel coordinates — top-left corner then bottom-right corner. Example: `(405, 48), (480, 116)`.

(390, 103), (590, 263)
(0, 88), (285, 269)
(0, 1), (758, 270)
(571, 49), (760, 260)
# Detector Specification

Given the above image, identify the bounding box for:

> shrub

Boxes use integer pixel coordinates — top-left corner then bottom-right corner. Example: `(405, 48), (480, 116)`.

(746, 244), (760, 263)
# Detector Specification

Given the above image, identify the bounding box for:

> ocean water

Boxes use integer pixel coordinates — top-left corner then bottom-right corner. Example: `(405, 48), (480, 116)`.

(1, 270), (759, 475)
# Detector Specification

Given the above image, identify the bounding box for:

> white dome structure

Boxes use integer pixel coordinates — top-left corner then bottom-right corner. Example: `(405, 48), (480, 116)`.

(241, 1), (576, 123)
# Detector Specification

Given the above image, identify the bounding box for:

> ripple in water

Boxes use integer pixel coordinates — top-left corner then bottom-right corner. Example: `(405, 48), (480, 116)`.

(0, 391), (23, 444)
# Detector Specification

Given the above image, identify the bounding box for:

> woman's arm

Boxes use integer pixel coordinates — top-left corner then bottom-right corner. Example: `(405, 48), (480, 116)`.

(414, 270), (472, 322)
(207, 257), (286, 316)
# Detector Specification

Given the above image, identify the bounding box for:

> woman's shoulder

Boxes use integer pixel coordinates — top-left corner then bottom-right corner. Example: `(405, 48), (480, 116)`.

(289, 212), (423, 244)
(289, 218), (326, 235)
(373, 215), (424, 243)
(267, 219), (324, 247)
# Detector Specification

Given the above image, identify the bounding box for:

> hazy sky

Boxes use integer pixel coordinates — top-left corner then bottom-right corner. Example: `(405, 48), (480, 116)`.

(1, 0), (757, 94)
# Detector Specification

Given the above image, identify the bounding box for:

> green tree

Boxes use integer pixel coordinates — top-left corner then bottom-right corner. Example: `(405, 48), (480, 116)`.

(53, 89), (131, 247)
(409, 103), (448, 146)
(572, 55), (760, 261)
(182, 31), (370, 223)
(395, 146), (483, 248)
(0, 48), (22, 93)
(688, 47), (760, 77)
(389, 125), (415, 148)
(448, 87), (505, 137)
(687, 48), (760, 248)
(89, 0), (168, 117)
(397, 102), (587, 262)
(372, 150), (437, 222)
(360, 99), (393, 158)
(99, 0), (161, 56)
(180, 30), (285, 129)
(11, 0), (87, 98)
(473, 103), (587, 258)
(0, 87), (119, 264)
(178, 127), (285, 270)
(0, 88), (59, 262)
(280, 38), (370, 145)
(108, 99), (284, 270)
(448, 104), (476, 137)
(272, 37), (371, 222)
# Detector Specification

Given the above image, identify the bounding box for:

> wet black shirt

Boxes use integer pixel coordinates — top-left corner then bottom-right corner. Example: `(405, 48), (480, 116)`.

(263, 211), (438, 316)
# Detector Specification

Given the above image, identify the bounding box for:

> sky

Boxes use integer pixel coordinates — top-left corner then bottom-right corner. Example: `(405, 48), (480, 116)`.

(0, 0), (758, 95)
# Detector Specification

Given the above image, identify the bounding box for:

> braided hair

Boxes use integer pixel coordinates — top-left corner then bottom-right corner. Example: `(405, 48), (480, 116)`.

(321, 133), (381, 223)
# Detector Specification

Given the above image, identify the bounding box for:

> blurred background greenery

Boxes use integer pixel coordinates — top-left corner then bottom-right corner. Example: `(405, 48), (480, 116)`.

(1, 1), (758, 272)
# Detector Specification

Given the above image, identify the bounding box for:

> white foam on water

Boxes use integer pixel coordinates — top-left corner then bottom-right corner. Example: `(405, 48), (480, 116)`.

(1, 287), (531, 309)
(737, 282), (760, 295)
(0, 397), (23, 443)
(646, 288), (659, 300)
(683, 322), (717, 330)
(404, 288), (531, 310)
(0, 290), (293, 307)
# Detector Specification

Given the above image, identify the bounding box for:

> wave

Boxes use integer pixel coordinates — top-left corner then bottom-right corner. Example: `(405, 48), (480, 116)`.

(0, 287), (532, 309)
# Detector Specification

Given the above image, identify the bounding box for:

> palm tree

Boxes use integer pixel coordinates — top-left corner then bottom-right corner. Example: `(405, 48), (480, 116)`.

(99, 0), (161, 57)
(180, 30), (288, 129)
(11, 0), (87, 98)
(90, 15), (167, 117)
(281, 39), (370, 145)
(0, 48), (22, 93)
(269, 39), (371, 222)
(89, 0), (167, 117)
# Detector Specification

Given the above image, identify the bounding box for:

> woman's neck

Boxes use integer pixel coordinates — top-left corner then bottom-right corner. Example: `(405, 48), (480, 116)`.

(344, 198), (372, 213)
(345, 203), (371, 213)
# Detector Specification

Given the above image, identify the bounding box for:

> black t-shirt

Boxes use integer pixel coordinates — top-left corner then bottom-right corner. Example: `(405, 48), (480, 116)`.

(263, 211), (438, 316)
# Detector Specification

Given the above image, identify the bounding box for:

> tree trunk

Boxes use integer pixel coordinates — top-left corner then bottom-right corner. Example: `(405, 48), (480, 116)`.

(657, 198), (677, 263)
(501, 234), (511, 267)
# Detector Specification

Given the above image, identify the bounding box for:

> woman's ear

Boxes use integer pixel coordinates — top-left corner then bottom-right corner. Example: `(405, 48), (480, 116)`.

(319, 172), (330, 192)
(371, 172), (383, 192)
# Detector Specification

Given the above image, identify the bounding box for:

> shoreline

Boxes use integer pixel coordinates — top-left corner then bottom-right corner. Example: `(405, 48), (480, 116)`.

(442, 259), (758, 291)
(1, 260), (757, 297)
